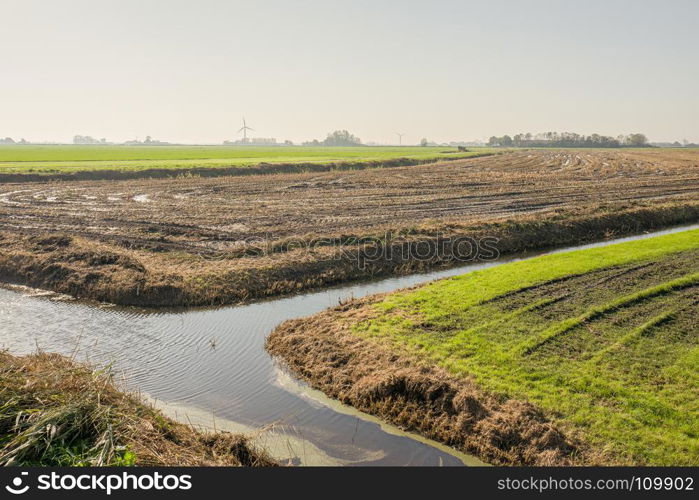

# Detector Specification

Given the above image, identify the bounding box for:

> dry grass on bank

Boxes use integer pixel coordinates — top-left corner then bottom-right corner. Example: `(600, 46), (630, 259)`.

(0, 351), (276, 466)
(267, 300), (587, 466)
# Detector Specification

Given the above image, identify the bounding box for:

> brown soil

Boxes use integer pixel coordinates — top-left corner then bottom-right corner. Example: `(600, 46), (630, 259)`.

(266, 298), (588, 466)
(0, 149), (697, 306)
(0, 351), (277, 466)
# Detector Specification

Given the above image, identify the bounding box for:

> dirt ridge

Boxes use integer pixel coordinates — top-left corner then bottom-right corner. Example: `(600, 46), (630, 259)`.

(0, 203), (697, 307)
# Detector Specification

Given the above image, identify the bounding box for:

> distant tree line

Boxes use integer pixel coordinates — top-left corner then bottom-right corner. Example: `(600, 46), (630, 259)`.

(652, 140), (699, 148)
(487, 132), (651, 148)
(0, 137), (27, 144)
(304, 130), (362, 147)
(73, 135), (108, 145)
(124, 136), (169, 145)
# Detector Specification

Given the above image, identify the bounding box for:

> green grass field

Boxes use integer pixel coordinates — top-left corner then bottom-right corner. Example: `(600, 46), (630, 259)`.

(0, 145), (492, 174)
(355, 229), (699, 464)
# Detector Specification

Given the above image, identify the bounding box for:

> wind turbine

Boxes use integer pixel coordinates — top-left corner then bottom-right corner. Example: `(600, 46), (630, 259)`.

(396, 133), (405, 146)
(238, 117), (254, 143)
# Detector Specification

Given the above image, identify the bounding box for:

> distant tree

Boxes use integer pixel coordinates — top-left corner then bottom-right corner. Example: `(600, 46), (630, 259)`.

(624, 133), (648, 147)
(420, 138), (429, 147)
(284, 140), (293, 145)
(321, 130), (362, 147)
(0, 137), (15, 144)
(73, 135), (100, 145)
(487, 135), (514, 147)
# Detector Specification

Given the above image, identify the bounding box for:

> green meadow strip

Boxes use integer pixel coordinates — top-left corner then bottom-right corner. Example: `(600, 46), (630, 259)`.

(378, 228), (699, 316)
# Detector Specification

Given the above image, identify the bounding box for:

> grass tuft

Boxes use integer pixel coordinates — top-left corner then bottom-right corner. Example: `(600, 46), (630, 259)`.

(0, 351), (276, 466)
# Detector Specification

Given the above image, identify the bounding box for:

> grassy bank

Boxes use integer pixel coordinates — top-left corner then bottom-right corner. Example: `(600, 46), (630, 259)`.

(1, 202), (697, 307)
(0, 351), (276, 466)
(267, 229), (699, 465)
(0, 145), (493, 181)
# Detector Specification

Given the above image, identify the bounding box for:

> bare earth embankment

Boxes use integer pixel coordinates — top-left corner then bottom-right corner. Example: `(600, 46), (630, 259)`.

(0, 149), (697, 306)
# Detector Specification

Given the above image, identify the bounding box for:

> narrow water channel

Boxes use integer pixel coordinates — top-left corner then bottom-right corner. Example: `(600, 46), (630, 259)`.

(1, 224), (696, 466)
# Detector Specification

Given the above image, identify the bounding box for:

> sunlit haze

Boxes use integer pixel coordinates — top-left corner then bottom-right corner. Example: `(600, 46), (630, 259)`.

(2, 0), (697, 144)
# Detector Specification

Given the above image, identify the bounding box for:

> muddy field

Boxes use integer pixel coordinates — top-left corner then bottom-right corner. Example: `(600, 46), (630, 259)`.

(0, 149), (697, 306)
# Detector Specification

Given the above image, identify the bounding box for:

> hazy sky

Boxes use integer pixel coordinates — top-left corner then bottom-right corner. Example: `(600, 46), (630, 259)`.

(2, 0), (697, 144)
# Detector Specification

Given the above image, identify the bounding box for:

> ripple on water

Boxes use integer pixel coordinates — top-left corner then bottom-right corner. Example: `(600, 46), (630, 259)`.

(1, 223), (696, 465)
